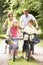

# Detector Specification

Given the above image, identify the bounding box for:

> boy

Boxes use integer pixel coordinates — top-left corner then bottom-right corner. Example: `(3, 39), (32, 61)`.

(22, 19), (37, 58)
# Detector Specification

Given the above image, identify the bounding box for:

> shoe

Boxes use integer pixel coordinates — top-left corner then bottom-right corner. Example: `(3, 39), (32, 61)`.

(15, 56), (18, 59)
(30, 56), (34, 60)
(8, 57), (11, 60)
(8, 55), (12, 60)
(21, 56), (24, 59)
(11, 56), (13, 59)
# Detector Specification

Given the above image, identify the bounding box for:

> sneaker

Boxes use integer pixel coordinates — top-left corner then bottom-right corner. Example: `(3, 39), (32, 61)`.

(8, 56), (11, 60)
(11, 56), (13, 59)
(15, 56), (18, 59)
(21, 56), (24, 59)
(8, 55), (12, 60)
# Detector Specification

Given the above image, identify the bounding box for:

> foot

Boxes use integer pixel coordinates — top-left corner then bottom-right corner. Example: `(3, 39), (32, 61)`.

(8, 56), (12, 60)
(15, 56), (18, 59)
(21, 56), (24, 59)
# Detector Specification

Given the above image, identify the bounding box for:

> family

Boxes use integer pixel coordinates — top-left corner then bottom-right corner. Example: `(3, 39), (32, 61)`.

(2, 9), (38, 59)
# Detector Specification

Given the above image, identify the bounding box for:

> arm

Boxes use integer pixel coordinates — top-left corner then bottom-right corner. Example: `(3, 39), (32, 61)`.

(31, 14), (38, 29)
(34, 20), (38, 30)
(2, 19), (8, 30)
(20, 15), (24, 29)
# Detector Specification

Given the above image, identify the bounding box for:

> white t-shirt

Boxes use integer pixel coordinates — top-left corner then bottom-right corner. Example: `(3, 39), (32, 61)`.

(23, 26), (37, 40)
(20, 14), (36, 28)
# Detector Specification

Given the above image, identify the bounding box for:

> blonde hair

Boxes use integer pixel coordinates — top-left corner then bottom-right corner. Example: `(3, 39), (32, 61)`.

(23, 9), (28, 12)
(7, 11), (13, 17)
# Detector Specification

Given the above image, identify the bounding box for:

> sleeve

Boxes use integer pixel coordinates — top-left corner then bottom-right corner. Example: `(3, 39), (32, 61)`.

(31, 14), (36, 21)
(33, 27), (38, 34)
(23, 26), (28, 32)
(20, 15), (24, 28)
(3, 19), (8, 28)
(31, 14), (38, 28)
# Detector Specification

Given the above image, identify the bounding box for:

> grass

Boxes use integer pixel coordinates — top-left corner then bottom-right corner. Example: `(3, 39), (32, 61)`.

(8, 40), (43, 65)
(0, 34), (6, 39)
(37, 40), (43, 47)
(0, 38), (43, 65)
(8, 60), (39, 65)
(8, 53), (39, 65)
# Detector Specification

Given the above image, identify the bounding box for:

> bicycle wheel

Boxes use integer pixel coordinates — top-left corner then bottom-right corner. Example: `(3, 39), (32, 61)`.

(32, 44), (34, 54)
(26, 43), (31, 61)
(13, 50), (16, 61)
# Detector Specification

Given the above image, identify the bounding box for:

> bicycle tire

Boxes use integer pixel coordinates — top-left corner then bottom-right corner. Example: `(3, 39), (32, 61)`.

(26, 43), (30, 61)
(13, 50), (16, 62)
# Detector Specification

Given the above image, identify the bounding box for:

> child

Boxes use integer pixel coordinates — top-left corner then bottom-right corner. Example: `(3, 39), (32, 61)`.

(8, 21), (21, 59)
(22, 19), (37, 58)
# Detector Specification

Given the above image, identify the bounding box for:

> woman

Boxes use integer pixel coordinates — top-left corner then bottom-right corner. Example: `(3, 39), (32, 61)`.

(3, 11), (18, 54)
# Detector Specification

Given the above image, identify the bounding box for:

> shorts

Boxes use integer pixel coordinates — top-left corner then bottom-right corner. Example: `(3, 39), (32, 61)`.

(22, 40), (34, 52)
(22, 40), (28, 52)
(9, 38), (18, 50)
(30, 42), (34, 51)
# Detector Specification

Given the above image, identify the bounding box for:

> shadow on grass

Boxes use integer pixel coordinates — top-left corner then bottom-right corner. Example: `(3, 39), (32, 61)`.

(9, 56), (36, 63)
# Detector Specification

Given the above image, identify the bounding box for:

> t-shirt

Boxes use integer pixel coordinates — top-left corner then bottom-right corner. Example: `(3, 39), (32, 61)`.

(23, 26), (37, 40)
(20, 14), (36, 28)
(3, 18), (18, 37)
(3, 18), (18, 29)
(10, 26), (18, 38)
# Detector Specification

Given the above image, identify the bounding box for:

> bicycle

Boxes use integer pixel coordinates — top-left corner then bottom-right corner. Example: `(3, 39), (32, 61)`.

(23, 32), (40, 61)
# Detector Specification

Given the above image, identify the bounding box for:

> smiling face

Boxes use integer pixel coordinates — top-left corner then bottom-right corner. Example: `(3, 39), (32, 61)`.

(28, 20), (33, 27)
(7, 11), (13, 20)
(23, 9), (28, 17)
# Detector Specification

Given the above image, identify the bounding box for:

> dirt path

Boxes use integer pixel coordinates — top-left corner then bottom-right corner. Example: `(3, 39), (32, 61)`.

(0, 40), (9, 65)
(32, 45), (43, 65)
(0, 39), (43, 65)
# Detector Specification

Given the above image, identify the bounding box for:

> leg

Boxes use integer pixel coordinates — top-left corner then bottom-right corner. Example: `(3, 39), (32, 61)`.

(21, 40), (27, 58)
(5, 45), (7, 54)
(9, 44), (13, 59)
(12, 40), (18, 58)
(30, 43), (34, 57)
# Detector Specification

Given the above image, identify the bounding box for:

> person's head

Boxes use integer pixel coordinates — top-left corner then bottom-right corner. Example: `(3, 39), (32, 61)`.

(23, 9), (28, 17)
(11, 21), (18, 27)
(28, 19), (33, 27)
(7, 11), (13, 20)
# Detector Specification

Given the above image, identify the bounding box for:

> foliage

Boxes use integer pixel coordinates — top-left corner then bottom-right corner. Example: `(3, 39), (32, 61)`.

(0, 0), (43, 34)
(38, 0), (43, 31)
(0, 0), (10, 21)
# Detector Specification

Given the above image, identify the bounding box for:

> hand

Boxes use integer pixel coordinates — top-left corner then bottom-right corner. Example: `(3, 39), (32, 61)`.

(18, 32), (22, 37)
(35, 26), (39, 30)
(2, 27), (6, 32)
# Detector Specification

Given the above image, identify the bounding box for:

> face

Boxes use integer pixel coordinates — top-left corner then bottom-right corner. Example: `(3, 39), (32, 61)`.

(28, 21), (32, 27)
(8, 13), (13, 20)
(24, 10), (28, 17)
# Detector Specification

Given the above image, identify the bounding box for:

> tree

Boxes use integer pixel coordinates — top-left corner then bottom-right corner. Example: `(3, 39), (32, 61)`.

(39, 0), (43, 31)
(0, 0), (10, 21)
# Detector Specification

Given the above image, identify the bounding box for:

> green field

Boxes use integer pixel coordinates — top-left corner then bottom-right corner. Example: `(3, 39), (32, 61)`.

(0, 37), (43, 65)
(37, 40), (43, 47)
(8, 40), (43, 65)
(8, 54), (39, 65)
(8, 60), (39, 65)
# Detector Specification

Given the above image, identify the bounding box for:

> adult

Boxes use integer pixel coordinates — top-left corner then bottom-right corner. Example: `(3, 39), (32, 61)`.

(20, 9), (38, 29)
(3, 11), (18, 54)
(20, 9), (38, 58)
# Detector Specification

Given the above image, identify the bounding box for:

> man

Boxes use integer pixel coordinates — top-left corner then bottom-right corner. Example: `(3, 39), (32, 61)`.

(20, 9), (38, 29)
(20, 9), (38, 58)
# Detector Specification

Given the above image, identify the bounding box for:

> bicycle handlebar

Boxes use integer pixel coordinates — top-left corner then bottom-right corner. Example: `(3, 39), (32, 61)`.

(23, 32), (36, 36)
